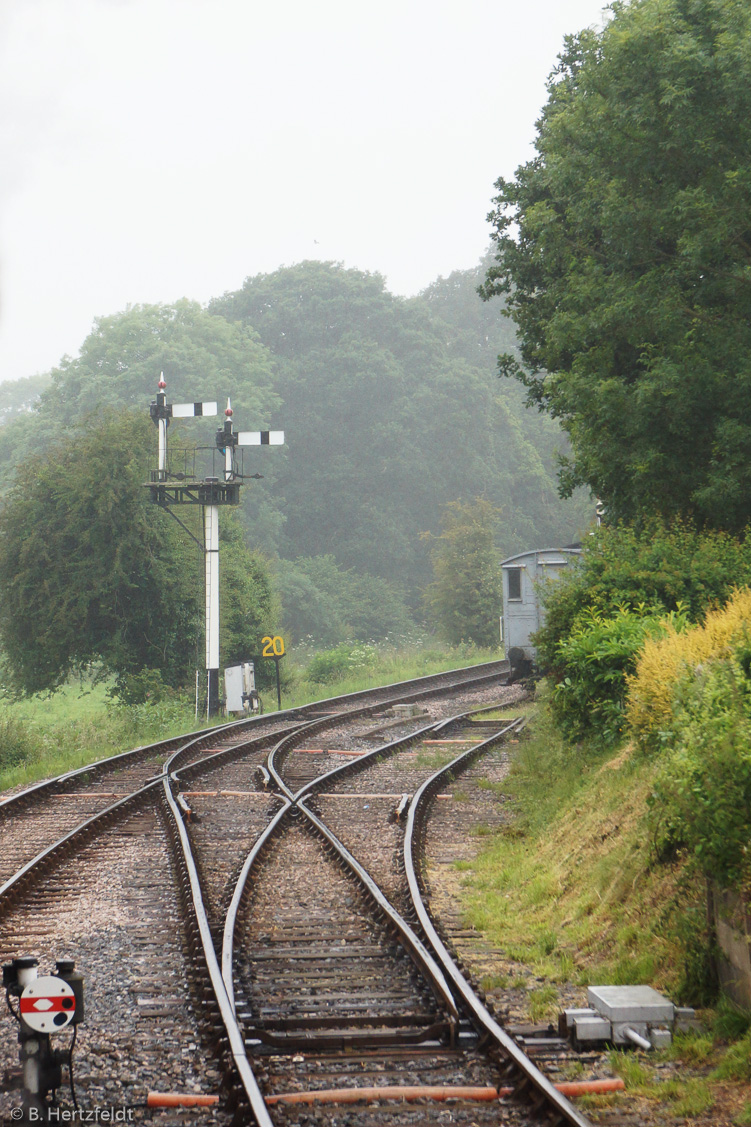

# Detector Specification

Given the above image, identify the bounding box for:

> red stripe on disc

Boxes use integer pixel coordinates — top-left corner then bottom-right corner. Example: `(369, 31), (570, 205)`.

(20, 996), (73, 1013)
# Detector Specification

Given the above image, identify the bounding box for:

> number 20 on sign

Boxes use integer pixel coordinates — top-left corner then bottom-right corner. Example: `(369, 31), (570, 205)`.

(262, 636), (285, 710)
(261, 635), (285, 657)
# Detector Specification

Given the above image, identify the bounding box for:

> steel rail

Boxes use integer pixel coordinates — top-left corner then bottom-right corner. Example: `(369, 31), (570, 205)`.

(0, 714), (269, 817)
(221, 713), (506, 1022)
(291, 714), (461, 802)
(0, 670), (508, 1112)
(284, 658), (509, 716)
(0, 674), (491, 901)
(167, 723), (303, 785)
(0, 670), (506, 1127)
(267, 694), (506, 803)
(0, 692), (427, 913)
(215, 705), (524, 1119)
(0, 707), (373, 913)
(403, 723), (594, 1127)
(217, 709), (530, 1120)
(296, 797), (460, 1030)
(265, 716), (345, 799)
(267, 713), (444, 799)
(221, 715), (477, 1025)
(0, 776), (166, 907)
(219, 791), (459, 1070)
(0, 720), (298, 911)
(221, 802), (293, 1016)
(160, 773), (275, 1127)
(0, 729), (280, 1124)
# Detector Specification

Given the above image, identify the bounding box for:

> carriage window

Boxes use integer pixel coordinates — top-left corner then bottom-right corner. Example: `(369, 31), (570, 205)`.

(507, 568), (522, 600)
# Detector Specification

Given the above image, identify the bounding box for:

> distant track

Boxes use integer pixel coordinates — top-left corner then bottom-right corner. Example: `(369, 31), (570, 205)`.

(0, 660), (508, 890)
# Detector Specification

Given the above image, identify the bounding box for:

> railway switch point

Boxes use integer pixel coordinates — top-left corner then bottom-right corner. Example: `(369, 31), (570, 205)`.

(3, 956), (85, 1118)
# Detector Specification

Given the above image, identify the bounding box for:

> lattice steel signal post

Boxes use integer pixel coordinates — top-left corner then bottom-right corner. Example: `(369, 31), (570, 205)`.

(148, 375), (284, 717)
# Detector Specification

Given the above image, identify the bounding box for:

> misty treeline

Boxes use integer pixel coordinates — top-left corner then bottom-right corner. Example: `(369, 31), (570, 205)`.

(0, 258), (587, 691)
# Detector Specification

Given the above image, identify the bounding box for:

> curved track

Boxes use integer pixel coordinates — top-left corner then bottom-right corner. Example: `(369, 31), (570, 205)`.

(220, 704), (592, 1126)
(0, 663), (592, 1126)
(0, 659), (506, 886)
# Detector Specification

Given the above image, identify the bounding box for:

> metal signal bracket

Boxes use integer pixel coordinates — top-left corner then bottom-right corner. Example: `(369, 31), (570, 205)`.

(148, 475), (242, 507)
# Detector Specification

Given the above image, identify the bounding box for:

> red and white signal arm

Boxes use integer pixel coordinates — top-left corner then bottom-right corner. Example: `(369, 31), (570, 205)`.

(20, 976), (76, 1033)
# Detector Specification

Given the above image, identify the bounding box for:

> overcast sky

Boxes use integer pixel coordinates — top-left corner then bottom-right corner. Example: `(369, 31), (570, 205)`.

(0, 0), (610, 385)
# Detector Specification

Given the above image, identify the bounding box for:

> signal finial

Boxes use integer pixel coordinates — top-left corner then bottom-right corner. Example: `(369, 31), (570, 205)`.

(225, 398), (233, 418)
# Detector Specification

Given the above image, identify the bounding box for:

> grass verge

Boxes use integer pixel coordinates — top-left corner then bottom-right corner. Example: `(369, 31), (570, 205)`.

(0, 682), (211, 793)
(455, 683), (751, 1123)
(460, 691), (699, 994)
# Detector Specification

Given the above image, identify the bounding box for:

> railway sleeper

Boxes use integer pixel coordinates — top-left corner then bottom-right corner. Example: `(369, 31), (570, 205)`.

(239, 1013), (441, 1032)
(243, 1020), (452, 1052)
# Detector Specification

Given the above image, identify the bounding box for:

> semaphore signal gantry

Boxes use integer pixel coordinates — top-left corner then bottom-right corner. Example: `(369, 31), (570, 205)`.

(147, 375), (284, 716)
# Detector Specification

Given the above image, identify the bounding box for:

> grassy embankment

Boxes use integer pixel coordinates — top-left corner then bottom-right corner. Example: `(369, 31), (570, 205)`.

(463, 697), (688, 992)
(458, 686), (751, 1122)
(0, 643), (499, 793)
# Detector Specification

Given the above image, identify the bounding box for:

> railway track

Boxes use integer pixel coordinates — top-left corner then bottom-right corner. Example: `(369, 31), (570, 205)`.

(219, 704), (590, 1126)
(0, 662), (594, 1125)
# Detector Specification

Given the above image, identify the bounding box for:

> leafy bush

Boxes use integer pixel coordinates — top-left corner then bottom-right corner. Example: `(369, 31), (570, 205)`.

(649, 650), (751, 888)
(661, 875), (719, 1006)
(713, 996), (751, 1042)
(550, 606), (680, 745)
(628, 587), (751, 753)
(305, 643), (379, 684)
(110, 668), (170, 706)
(535, 522), (751, 674)
(424, 498), (504, 648)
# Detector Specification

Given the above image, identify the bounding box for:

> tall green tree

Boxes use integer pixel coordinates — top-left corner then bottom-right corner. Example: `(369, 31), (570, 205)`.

(482, 0), (751, 531)
(0, 413), (202, 695)
(0, 268), (590, 650)
(219, 514), (279, 666)
(0, 374), (50, 427)
(38, 299), (278, 425)
(424, 498), (504, 647)
(419, 250), (518, 365)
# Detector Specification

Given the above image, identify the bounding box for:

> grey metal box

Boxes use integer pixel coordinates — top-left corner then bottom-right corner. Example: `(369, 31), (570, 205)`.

(573, 1015), (611, 1041)
(588, 985), (674, 1024)
(563, 1007), (598, 1024)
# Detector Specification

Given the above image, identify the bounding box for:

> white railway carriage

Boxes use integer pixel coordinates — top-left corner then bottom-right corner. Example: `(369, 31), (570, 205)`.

(501, 547), (582, 671)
